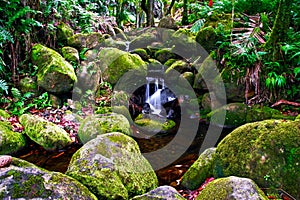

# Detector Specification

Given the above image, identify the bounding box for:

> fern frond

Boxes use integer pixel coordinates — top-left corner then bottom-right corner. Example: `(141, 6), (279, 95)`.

(0, 79), (9, 95)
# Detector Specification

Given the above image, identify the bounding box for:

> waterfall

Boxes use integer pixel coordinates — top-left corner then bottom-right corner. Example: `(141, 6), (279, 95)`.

(144, 77), (163, 115)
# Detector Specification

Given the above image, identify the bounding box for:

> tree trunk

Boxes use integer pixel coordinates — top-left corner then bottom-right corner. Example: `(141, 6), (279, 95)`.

(264, 0), (292, 60)
(182, 0), (188, 25)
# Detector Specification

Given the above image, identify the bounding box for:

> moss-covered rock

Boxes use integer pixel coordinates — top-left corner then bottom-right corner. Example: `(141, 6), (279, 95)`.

(134, 116), (176, 134)
(19, 114), (72, 151)
(201, 92), (223, 112)
(61, 46), (79, 64)
(154, 48), (177, 64)
(31, 44), (77, 94)
(196, 176), (268, 200)
(56, 22), (74, 43)
(131, 48), (150, 61)
(97, 47), (147, 85)
(67, 32), (104, 50)
(206, 103), (284, 127)
(179, 72), (194, 86)
(0, 157), (97, 199)
(131, 186), (185, 200)
(18, 77), (38, 95)
(129, 30), (158, 50)
(212, 120), (300, 199)
(181, 148), (216, 190)
(66, 132), (158, 199)
(0, 109), (10, 119)
(0, 121), (26, 155)
(165, 60), (190, 74)
(164, 58), (177, 67)
(78, 113), (131, 144)
(195, 26), (218, 52)
(295, 114), (300, 121)
(158, 16), (178, 30)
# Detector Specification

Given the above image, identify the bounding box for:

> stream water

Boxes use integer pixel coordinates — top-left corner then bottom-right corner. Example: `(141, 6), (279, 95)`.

(16, 121), (233, 187)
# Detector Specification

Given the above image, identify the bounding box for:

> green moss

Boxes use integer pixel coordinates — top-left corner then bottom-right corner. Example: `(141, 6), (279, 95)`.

(131, 48), (150, 61)
(19, 114), (72, 151)
(195, 26), (218, 52)
(31, 44), (77, 94)
(61, 46), (79, 63)
(154, 48), (177, 64)
(0, 109), (10, 119)
(18, 77), (38, 95)
(165, 60), (190, 74)
(56, 22), (74, 43)
(212, 120), (300, 199)
(0, 122), (26, 154)
(181, 148), (216, 190)
(295, 114), (300, 121)
(67, 32), (104, 50)
(134, 118), (176, 133)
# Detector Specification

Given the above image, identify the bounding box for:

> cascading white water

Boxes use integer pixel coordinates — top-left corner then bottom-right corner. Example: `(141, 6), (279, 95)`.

(145, 77), (163, 115)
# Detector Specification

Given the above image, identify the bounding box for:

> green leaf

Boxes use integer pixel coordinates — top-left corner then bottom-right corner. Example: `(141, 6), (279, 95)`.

(294, 67), (300, 77)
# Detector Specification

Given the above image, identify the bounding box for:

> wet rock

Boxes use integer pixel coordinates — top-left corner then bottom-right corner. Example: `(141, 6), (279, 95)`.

(19, 114), (72, 151)
(56, 22), (74, 43)
(158, 16), (178, 30)
(212, 120), (300, 199)
(154, 48), (177, 64)
(166, 60), (190, 74)
(61, 46), (79, 64)
(66, 132), (158, 199)
(134, 115), (176, 134)
(196, 176), (268, 200)
(206, 103), (284, 127)
(0, 155), (12, 168)
(97, 47), (147, 85)
(78, 113), (131, 144)
(195, 26), (218, 52)
(0, 157), (97, 199)
(131, 48), (150, 61)
(67, 32), (104, 50)
(31, 44), (77, 94)
(181, 148), (216, 190)
(0, 121), (26, 155)
(132, 186), (185, 200)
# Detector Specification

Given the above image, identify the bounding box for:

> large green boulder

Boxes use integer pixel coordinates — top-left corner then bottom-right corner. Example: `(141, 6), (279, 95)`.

(56, 22), (74, 43)
(212, 120), (300, 199)
(66, 132), (158, 199)
(61, 46), (79, 64)
(207, 103), (284, 127)
(158, 16), (178, 30)
(132, 186), (185, 200)
(196, 176), (268, 200)
(97, 48), (147, 85)
(0, 121), (26, 155)
(31, 44), (77, 94)
(181, 148), (216, 190)
(19, 114), (72, 151)
(67, 32), (104, 50)
(0, 157), (97, 199)
(77, 113), (131, 144)
(196, 26), (218, 52)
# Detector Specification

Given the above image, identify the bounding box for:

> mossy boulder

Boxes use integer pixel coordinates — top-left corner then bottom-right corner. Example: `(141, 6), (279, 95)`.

(67, 32), (104, 50)
(212, 120), (300, 199)
(295, 114), (300, 121)
(165, 60), (190, 74)
(56, 22), (74, 43)
(181, 148), (216, 190)
(195, 26), (218, 52)
(132, 186), (185, 200)
(164, 58), (177, 67)
(134, 116), (176, 134)
(201, 92), (222, 112)
(0, 109), (10, 119)
(0, 157), (97, 199)
(154, 48), (177, 64)
(129, 30), (158, 50)
(19, 114), (72, 151)
(131, 48), (150, 61)
(180, 72), (194, 86)
(31, 44), (77, 94)
(18, 77), (38, 95)
(61, 46), (79, 64)
(158, 16), (178, 30)
(66, 132), (158, 199)
(206, 103), (284, 127)
(77, 113), (131, 144)
(196, 176), (268, 200)
(0, 121), (26, 155)
(97, 47), (147, 85)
